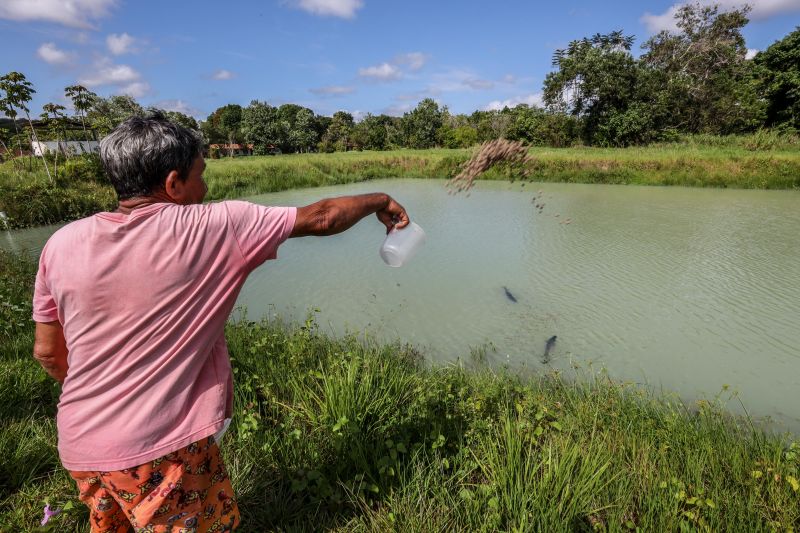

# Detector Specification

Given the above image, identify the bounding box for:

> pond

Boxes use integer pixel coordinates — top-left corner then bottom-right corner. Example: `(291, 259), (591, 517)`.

(5, 179), (800, 432)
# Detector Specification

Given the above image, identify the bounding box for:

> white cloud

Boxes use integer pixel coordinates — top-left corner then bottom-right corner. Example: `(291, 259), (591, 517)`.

(502, 74), (517, 84)
(746, 48), (759, 59)
(80, 62), (140, 86)
(350, 110), (367, 122)
(294, 0), (363, 18)
(642, 0), (800, 33)
(117, 82), (150, 98)
(383, 103), (414, 116)
(394, 52), (429, 71)
(309, 85), (356, 95)
(106, 33), (137, 55)
(465, 79), (494, 90)
(153, 99), (201, 117)
(359, 62), (401, 81)
(212, 69), (235, 80)
(79, 57), (150, 98)
(0, 0), (116, 29)
(484, 93), (543, 111)
(428, 69), (496, 93)
(37, 42), (75, 65)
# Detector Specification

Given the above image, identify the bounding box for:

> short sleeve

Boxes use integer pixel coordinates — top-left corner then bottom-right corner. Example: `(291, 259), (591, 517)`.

(32, 251), (59, 323)
(223, 201), (297, 270)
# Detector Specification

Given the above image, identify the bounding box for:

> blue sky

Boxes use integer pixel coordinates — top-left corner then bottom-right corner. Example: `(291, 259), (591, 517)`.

(1, 0), (798, 120)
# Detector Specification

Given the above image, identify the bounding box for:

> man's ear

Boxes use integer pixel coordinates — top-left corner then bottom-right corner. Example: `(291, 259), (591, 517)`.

(163, 170), (184, 201)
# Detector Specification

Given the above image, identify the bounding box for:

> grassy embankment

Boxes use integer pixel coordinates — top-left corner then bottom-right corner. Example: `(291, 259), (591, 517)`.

(1, 132), (799, 229)
(1, 249), (798, 531)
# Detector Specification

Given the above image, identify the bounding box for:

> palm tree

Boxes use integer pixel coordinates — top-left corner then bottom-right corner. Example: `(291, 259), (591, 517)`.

(0, 72), (53, 183)
(65, 84), (96, 149)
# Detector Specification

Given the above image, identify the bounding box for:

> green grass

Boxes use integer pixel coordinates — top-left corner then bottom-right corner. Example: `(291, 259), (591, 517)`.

(1, 134), (800, 229)
(1, 249), (798, 532)
(201, 143), (800, 202)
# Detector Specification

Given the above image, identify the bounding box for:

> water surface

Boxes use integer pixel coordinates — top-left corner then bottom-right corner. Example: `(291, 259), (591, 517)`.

(5, 179), (800, 431)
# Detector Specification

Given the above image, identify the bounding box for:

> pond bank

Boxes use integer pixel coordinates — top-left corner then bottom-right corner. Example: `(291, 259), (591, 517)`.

(2, 143), (799, 229)
(1, 249), (798, 531)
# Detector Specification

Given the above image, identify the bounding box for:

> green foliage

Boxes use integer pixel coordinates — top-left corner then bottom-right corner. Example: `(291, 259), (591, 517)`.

(754, 27), (800, 130)
(241, 100), (281, 154)
(0, 250), (35, 342)
(86, 95), (144, 136)
(401, 98), (444, 149)
(0, 164), (115, 228)
(641, 3), (764, 135)
(505, 105), (581, 147)
(202, 103), (244, 146)
(60, 153), (104, 182)
(162, 110), (199, 131)
(352, 114), (399, 150)
(442, 125), (478, 148)
(319, 111), (354, 152)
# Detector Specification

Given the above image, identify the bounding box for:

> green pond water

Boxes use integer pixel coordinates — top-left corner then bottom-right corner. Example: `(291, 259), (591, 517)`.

(4, 179), (800, 431)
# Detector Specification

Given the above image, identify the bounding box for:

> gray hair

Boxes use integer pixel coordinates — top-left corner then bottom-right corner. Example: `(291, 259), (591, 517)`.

(99, 110), (203, 200)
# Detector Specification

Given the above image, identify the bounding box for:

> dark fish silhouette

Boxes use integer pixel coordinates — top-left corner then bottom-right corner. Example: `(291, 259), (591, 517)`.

(542, 335), (557, 363)
(503, 286), (518, 303)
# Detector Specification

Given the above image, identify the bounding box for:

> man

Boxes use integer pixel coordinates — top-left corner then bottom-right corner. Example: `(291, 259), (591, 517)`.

(32, 112), (409, 532)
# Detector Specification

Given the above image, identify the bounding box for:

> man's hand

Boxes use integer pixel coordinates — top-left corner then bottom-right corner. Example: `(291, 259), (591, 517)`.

(291, 193), (409, 237)
(33, 321), (69, 384)
(376, 196), (409, 234)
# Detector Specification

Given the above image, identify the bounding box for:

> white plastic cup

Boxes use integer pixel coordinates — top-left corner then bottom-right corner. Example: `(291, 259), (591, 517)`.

(380, 221), (426, 267)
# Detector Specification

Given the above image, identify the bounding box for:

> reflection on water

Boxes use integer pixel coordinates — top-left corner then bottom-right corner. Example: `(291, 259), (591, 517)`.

(5, 179), (800, 431)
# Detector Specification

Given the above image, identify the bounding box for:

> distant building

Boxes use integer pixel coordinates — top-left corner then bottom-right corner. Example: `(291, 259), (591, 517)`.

(32, 140), (100, 157)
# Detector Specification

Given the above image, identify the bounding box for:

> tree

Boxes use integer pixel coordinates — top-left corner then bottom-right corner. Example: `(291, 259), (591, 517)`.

(543, 31), (658, 145)
(319, 111), (354, 152)
(401, 98), (444, 149)
(241, 100), (281, 154)
(469, 110), (513, 142)
(41, 102), (68, 177)
(352, 113), (396, 150)
(641, 3), (764, 134)
(163, 111), (199, 132)
(0, 90), (23, 166)
(290, 107), (317, 152)
(0, 71), (53, 182)
(753, 27), (800, 130)
(65, 84), (97, 146)
(442, 125), (478, 148)
(87, 95), (144, 136)
(202, 104), (243, 155)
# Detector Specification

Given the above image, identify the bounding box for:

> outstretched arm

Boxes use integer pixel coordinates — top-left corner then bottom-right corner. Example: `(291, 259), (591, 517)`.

(33, 321), (68, 384)
(290, 193), (409, 237)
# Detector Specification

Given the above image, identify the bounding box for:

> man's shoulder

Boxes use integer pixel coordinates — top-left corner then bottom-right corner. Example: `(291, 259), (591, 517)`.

(47, 215), (97, 244)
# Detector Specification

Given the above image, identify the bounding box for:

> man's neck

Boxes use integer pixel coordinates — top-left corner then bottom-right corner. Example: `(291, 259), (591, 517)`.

(115, 191), (176, 214)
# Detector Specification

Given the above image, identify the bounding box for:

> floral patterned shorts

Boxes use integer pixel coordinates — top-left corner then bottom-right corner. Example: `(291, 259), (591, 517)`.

(69, 436), (239, 533)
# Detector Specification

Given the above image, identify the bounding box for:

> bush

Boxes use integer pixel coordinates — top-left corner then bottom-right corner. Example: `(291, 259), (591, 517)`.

(0, 182), (115, 229)
(60, 154), (105, 183)
(442, 126), (478, 149)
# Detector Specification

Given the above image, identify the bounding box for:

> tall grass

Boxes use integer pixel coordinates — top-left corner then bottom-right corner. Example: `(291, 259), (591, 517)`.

(1, 249), (798, 531)
(2, 136), (799, 229)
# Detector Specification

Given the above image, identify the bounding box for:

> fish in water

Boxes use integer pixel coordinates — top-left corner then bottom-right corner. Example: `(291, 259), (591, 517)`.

(502, 286), (518, 303)
(542, 335), (557, 363)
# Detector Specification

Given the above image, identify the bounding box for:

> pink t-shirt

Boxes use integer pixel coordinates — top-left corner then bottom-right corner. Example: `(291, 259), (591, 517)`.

(32, 200), (296, 471)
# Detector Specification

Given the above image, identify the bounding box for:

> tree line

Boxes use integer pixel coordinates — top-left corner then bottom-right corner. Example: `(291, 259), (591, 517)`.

(1, 3), (798, 161)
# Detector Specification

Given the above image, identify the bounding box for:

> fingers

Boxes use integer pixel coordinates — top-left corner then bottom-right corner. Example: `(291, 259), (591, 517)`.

(378, 195), (410, 233)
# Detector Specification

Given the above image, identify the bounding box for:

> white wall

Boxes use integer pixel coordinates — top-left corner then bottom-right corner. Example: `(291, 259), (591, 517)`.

(32, 141), (100, 157)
